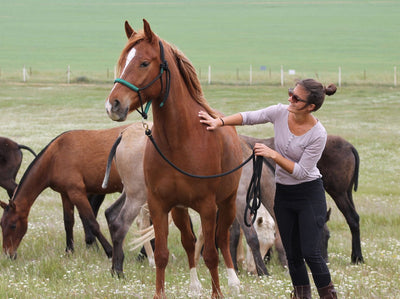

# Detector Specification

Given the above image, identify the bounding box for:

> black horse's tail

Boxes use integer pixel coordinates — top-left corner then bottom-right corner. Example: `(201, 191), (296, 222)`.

(102, 135), (122, 189)
(351, 146), (360, 192)
(18, 144), (37, 157)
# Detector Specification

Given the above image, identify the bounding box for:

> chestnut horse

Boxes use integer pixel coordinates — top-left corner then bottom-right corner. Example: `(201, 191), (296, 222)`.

(105, 20), (243, 298)
(0, 136), (36, 198)
(0, 125), (128, 259)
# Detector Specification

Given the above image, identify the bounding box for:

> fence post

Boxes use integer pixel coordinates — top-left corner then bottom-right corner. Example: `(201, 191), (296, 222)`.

(208, 65), (211, 85)
(338, 66), (341, 87)
(23, 65), (27, 82)
(67, 65), (71, 84)
(280, 65), (284, 86)
(249, 64), (252, 85)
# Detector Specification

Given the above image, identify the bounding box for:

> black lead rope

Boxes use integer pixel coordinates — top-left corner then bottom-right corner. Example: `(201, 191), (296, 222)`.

(145, 128), (254, 179)
(244, 154), (264, 227)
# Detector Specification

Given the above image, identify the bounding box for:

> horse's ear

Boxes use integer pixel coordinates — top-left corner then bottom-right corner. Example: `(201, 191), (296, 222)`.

(124, 21), (136, 39)
(0, 200), (8, 210)
(143, 19), (155, 44)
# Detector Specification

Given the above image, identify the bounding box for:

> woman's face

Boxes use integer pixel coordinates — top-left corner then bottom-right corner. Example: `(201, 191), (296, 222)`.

(287, 85), (310, 113)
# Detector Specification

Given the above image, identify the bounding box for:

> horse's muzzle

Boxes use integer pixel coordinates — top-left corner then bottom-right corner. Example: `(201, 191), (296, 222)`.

(105, 99), (128, 122)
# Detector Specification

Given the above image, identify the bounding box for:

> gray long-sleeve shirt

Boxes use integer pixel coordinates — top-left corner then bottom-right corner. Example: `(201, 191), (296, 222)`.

(241, 103), (327, 185)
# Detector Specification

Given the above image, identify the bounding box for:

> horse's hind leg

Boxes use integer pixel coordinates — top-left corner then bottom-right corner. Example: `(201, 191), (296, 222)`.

(106, 192), (145, 277)
(171, 207), (202, 296)
(229, 218), (241, 272)
(69, 190), (113, 258)
(81, 194), (106, 247)
(332, 191), (363, 264)
(198, 203), (222, 299)
(216, 196), (240, 293)
(61, 194), (75, 253)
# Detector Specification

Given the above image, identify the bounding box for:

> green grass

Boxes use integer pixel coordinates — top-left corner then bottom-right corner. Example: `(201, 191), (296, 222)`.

(1, 1), (400, 297)
(1, 1), (399, 85)
(0, 81), (399, 298)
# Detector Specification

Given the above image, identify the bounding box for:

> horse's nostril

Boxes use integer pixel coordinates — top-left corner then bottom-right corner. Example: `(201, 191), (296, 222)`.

(112, 99), (120, 110)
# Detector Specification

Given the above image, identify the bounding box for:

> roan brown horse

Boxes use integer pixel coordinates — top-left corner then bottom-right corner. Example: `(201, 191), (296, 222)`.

(0, 126), (128, 259)
(0, 137), (36, 198)
(105, 19), (243, 298)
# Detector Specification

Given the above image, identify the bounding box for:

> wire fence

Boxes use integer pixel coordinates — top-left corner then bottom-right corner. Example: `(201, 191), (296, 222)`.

(0, 65), (398, 87)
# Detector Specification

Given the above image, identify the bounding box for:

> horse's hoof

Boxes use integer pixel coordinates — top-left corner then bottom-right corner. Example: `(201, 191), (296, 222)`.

(110, 268), (125, 279)
(85, 239), (99, 249)
(351, 255), (364, 264)
(65, 247), (74, 255)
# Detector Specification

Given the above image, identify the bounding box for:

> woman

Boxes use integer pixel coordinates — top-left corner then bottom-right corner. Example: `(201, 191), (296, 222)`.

(199, 79), (338, 299)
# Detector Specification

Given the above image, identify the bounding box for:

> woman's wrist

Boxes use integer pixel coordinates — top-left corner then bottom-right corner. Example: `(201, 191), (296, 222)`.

(219, 117), (225, 127)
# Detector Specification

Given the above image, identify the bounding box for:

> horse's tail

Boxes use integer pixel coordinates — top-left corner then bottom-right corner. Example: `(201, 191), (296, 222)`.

(102, 135), (122, 189)
(128, 213), (173, 252)
(18, 144), (37, 157)
(351, 146), (360, 192)
(129, 225), (156, 252)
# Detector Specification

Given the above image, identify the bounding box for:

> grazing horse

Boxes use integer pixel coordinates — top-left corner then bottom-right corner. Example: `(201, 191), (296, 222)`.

(0, 137), (36, 198)
(0, 125), (128, 259)
(242, 204), (275, 274)
(241, 134), (363, 264)
(105, 19), (243, 298)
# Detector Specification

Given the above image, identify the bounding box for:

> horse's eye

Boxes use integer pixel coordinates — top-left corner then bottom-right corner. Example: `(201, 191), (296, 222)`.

(140, 61), (150, 68)
(10, 223), (16, 230)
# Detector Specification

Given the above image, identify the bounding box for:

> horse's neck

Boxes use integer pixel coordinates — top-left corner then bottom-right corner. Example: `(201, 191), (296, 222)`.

(152, 83), (201, 143)
(12, 156), (50, 214)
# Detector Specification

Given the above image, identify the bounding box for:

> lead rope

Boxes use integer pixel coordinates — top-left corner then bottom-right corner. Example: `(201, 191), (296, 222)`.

(244, 154), (264, 226)
(144, 128), (254, 179)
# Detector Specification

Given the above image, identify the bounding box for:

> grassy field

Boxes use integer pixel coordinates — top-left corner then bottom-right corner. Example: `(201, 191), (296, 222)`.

(0, 0), (399, 298)
(1, 1), (399, 84)
(0, 81), (399, 298)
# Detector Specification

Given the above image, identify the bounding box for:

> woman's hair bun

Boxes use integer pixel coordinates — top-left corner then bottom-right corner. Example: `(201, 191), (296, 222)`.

(324, 84), (337, 96)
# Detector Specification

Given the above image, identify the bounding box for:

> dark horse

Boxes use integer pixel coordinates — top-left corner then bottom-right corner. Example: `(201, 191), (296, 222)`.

(0, 126), (128, 259)
(0, 136), (36, 198)
(105, 20), (243, 298)
(241, 134), (363, 264)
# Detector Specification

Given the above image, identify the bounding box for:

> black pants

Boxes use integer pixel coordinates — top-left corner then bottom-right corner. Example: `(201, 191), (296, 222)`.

(274, 178), (331, 288)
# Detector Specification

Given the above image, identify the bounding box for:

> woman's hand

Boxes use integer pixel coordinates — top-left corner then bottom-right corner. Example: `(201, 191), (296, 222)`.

(198, 110), (222, 131)
(254, 143), (278, 159)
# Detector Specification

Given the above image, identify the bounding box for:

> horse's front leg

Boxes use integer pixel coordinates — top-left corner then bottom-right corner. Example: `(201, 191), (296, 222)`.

(171, 207), (202, 296)
(216, 194), (240, 295)
(148, 197), (170, 299)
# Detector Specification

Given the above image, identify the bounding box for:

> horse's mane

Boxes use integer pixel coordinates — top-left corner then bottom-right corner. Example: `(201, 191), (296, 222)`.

(117, 31), (219, 118)
(166, 41), (219, 118)
(11, 132), (70, 201)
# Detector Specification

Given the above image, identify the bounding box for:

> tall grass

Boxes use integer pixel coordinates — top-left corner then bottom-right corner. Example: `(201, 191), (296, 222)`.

(0, 81), (399, 298)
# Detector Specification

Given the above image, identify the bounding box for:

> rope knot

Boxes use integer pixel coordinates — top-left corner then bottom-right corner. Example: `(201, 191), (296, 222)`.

(160, 61), (168, 70)
(145, 128), (152, 137)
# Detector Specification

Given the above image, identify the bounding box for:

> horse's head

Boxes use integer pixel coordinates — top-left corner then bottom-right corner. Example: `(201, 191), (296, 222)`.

(0, 200), (27, 259)
(106, 19), (168, 121)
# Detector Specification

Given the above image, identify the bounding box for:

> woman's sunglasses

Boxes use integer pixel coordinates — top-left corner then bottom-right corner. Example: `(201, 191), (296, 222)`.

(288, 88), (307, 103)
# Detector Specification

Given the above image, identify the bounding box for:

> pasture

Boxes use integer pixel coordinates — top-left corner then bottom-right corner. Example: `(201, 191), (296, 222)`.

(1, 0), (400, 298)
(0, 82), (399, 298)
(1, 1), (399, 85)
